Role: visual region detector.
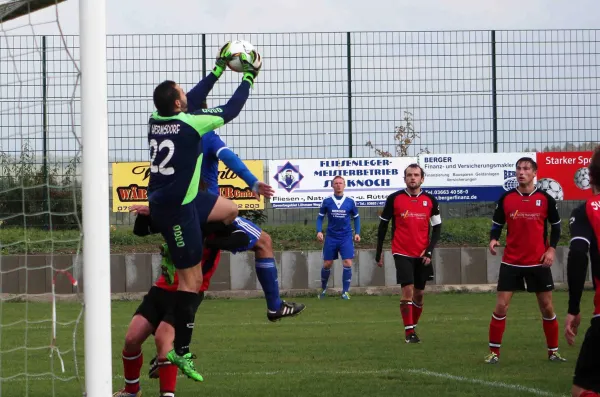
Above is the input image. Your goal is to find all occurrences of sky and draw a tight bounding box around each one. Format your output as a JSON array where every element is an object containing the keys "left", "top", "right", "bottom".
[
  {"left": 4, "top": 0, "right": 599, "bottom": 36},
  {"left": 1, "top": 0, "right": 599, "bottom": 165}
]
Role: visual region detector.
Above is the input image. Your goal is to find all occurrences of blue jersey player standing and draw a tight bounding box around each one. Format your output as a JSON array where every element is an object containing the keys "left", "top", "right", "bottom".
[
  {"left": 147, "top": 46, "right": 262, "bottom": 381},
  {"left": 316, "top": 176, "right": 361, "bottom": 299}
]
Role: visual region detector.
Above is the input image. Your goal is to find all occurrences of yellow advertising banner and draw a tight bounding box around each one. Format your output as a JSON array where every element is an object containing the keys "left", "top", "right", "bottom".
[{"left": 112, "top": 161, "right": 265, "bottom": 212}]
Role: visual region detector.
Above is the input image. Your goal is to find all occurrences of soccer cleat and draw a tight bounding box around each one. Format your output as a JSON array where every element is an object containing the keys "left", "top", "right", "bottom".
[
  {"left": 341, "top": 291, "right": 351, "bottom": 300},
  {"left": 484, "top": 352, "right": 499, "bottom": 364},
  {"left": 160, "top": 243, "right": 176, "bottom": 285},
  {"left": 148, "top": 355, "right": 159, "bottom": 379},
  {"left": 112, "top": 390, "right": 142, "bottom": 397},
  {"left": 165, "top": 350, "right": 203, "bottom": 382},
  {"left": 405, "top": 333, "right": 421, "bottom": 344},
  {"left": 548, "top": 351, "right": 567, "bottom": 362},
  {"left": 318, "top": 289, "right": 327, "bottom": 299},
  {"left": 267, "top": 301, "right": 306, "bottom": 322}
]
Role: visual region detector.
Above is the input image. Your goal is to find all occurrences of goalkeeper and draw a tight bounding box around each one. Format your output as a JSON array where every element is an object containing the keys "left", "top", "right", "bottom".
[{"left": 146, "top": 43, "right": 264, "bottom": 381}]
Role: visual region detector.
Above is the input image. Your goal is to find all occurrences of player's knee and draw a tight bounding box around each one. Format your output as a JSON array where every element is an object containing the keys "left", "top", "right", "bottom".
[
  {"left": 540, "top": 304, "right": 555, "bottom": 319},
  {"left": 124, "top": 333, "right": 143, "bottom": 352},
  {"left": 254, "top": 232, "right": 273, "bottom": 257},
  {"left": 342, "top": 260, "right": 352, "bottom": 267},
  {"left": 494, "top": 299, "right": 510, "bottom": 315},
  {"left": 155, "top": 334, "right": 172, "bottom": 358},
  {"left": 257, "top": 232, "right": 272, "bottom": 249},
  {"left": 323, "top": 260, "right": 333, "bottom": 269},
  {"left": 413, "top": 289, "right": 425, "bottom": 304}
]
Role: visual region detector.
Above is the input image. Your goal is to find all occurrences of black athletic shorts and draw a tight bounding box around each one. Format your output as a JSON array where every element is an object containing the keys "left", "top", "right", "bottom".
[
  {"left": 573, "top": 317, "right": 600, "bottom": 393},
  {"left": 496, "top": 263, "right": 554, "bottom": 293},
  {"left": 134, "top": 286, "right": 205, "bottom": 330},
  {"left": 394, "top": 254, "right": 434, "bottom": 290},
  {"left": 150, "top": 191, "right": 219, "bottom": 270}
]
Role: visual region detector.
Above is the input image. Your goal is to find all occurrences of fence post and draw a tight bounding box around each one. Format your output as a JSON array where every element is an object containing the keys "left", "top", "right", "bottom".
[
  {"left": 202, "top": 33, "right": 207, "bottom": 77},
  {"left": 346, "top": 32, "right": 353, "bottom": 158},
  {"left": 42, "top": 35, "right": 49, "bottom": 227},
  {"left": 491, "top": 30, "right": 498, "bottom": 153}
]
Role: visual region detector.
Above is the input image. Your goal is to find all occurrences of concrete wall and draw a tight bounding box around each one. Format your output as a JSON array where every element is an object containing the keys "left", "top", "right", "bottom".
[{"left": 0, "top": 247, "right": 588, "bottom": 295}]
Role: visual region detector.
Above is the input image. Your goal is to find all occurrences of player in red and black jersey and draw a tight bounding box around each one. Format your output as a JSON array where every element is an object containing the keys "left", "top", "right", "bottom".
[
  {"left": 564, "top": 146, "right": 600, "bottom": 397},
  {"left": 375, "top": 164, "right": 442, "bottom": 344},
  {"left": 485, "top": 157, "right": 565, "bottom": 364}
]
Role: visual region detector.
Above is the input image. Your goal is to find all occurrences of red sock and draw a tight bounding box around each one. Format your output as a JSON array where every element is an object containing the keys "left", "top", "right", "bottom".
[
  {"left": 543, "top": 315, "right": 559, "bottom": 356},
  {"left": 412, "top": 301, "right": 423, "bottom": 326},
  {"left": 580, "top": 391, "right": 600, "bottom": 397},
  {"left": 488, "top": 312, "right": 506, "bottom": 356},
  {"left": 159, "top": 359, "right": 178, "bottom": 396},
  {"left": 122, "top": 349, "right": 143, "bottom": 394},
  {"left": 400, "top": 300, "right": 414, "bottom": 336}
]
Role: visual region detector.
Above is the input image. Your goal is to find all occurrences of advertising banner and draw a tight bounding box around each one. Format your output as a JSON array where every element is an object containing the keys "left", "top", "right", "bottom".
[
  {"left": 535, "top": 151, "right": 593, "bottom": 201},
  {"left": 269, "top": 157, "right": 418, "bottom": 208},
  {"left": 111, "top": 160, "right": 265, "bottom": 212},
  {"left": 417, "top": 152, "right": 537, "bottom": 202}
]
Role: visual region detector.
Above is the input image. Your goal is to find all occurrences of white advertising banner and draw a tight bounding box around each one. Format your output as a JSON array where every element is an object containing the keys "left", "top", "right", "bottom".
[
  {"left": 418, "top": 152, "right": 537, "bottom": 202},
  {"left": 269, "top": 157, "right": 418, "bottom": 208}
]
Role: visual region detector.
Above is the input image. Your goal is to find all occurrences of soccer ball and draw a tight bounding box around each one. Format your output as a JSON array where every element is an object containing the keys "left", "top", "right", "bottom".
[
  {"left": 536, "top": 178, "right": 564, "bottom": 201},
  {"left": 224, "top": 40, "right": 262, "bottom": 73},
  {"left": 574, "top": 167, "right": 591, "bottom": 190}
]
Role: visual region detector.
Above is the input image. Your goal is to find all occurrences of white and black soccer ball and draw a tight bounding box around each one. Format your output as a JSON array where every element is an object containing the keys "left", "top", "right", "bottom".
[
  {"left": 536, "top": 178, "right": 564, "bottom": 201},
  {"left": 225, "top": 40, "right": 262, "bottom": 73},
  {"left": 574, "top": 167, "right": 591, "bottom": 190}
]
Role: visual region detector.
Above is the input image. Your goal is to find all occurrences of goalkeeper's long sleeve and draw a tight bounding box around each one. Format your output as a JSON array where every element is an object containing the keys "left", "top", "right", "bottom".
[
  {"left": 186, "top": 72, "right": 219, "bottom": 113},
  {"left": 193, "top": 80, "right": 251, "bottom": 126}
]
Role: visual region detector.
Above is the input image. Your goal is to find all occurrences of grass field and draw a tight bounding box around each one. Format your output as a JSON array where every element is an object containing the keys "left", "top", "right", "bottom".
[
  {"left": 0, "top": 291, "right": 593, "bottom": 397},
  {"left": 0, "top": 217, "right": 573, "bottom": 254}
]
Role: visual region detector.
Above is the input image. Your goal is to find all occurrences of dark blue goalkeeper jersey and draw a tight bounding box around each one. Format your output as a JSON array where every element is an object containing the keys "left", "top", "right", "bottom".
[{"left": 147, "top": 78, "right": 252, "bottom": 206}]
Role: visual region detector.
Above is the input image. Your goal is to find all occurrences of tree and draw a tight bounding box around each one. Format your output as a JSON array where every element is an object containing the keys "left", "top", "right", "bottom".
[{"left": 365, "top": 111, "right": 430, "bottom": 157}]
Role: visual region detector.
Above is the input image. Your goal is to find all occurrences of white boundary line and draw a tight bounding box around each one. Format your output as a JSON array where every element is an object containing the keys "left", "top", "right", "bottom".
[{"left": 1, "top": 367, "right": 568, "bottom": 396}]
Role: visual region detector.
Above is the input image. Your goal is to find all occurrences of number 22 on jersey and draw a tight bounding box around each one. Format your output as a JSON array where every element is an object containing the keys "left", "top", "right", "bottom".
[{"left": 149, "top": 138, "right": 175, "bottom": 175}]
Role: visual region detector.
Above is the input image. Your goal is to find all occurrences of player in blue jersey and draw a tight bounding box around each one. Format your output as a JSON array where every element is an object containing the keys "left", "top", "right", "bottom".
[
  {"left": 316, "top": 176, "right": 361, "bottom": 299},
  {"left": 147, "top": 45, "right": 265, "bottom": 381}
]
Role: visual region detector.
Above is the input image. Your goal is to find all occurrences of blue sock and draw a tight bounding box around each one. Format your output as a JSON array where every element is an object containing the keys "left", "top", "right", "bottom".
[
  {"left": 255, "top": 258, "right": 283, "bottom": 311},
  {"left": 342, "top": 266, "right": 352, "bottom": 293},
  {"left": 321, "top": 267, "right": 331, "bottom": 290}
]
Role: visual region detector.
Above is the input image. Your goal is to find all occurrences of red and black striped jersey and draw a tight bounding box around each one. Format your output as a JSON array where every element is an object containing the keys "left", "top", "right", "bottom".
[
  {"left": 380, "top": 189, "right": 441, "bottom": 258},
  {"left": 492, "top": 188, "right": 560, "bottom": 266}
]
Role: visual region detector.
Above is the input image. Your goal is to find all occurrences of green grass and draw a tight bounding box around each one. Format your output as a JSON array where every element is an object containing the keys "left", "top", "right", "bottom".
[
  {"left": 0, "top": 291, "right": 591, "bottom": 396},
  {"left": 0, "top": 217, "right": 573, "bottom": 254}
]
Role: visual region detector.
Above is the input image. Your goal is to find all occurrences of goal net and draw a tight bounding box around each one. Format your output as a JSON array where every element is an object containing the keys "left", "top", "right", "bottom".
[{"left": 0, "top": 1, "right": 112, "bottom": 396}]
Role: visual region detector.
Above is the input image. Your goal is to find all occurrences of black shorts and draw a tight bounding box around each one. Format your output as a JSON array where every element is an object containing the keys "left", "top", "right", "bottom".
[
  {"left": 573, "top": 317, "right": 600, "bottom": 392},
  {"left": 150, "top": 191, "right": 219, "bottom": 270},
  {"left": 496, "top": 263, "right": 554, "bottom": 293},
  {"left": 394, "top": 255, "right": 434, "bottom": 290},
  {"left": 134, "top": 286, "right": 204, "bottom": 330}
]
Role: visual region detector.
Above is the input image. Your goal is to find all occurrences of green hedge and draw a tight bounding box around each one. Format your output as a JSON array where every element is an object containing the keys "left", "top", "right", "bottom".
[{"left": 0, "top": 217, "right": 572, "bottom": 254}]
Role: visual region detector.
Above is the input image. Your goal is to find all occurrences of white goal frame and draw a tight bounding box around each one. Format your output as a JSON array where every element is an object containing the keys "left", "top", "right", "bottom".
[{"left": 79, "top": 0, "right": 112, "bottom": 396}]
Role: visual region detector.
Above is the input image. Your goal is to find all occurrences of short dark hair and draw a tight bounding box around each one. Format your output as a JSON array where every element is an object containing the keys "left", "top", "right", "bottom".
[
  {"left": 332, "top": 175, "right": 345, "bottom": 183},
  {"left": 404, "top": 163, "right": 425, "bottom": 178},
  {"left": 516, "top": 157, "right": 538, "bottom": 171},
  {"left": 153, "top": 80, "right": 180, "bottom": 116},
  {"left": 589, "top": 145, "right": 600, "bottom": 189}
]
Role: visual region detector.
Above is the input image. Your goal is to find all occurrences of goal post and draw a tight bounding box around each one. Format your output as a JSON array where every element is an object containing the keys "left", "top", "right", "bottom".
[
  {"left": 1, "top": 0, "right": 113, "bottom": 395},
  {"left": 79, "top": 0, "right": 113, "bottom": 396}
]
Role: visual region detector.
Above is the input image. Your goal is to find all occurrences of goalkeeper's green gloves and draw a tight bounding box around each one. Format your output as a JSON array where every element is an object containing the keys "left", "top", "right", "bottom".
[
  {"left": 240, "top": 51, "right": 262, "bottom": 88},
  {"left": 212, "top": 42, "right": 232, "bottom": 78}
]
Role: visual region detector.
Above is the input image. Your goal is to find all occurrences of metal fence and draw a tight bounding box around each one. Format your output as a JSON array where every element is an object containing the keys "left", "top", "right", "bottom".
[{"left": 1, "top": 30, "right": 599, "bottom": 226}]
